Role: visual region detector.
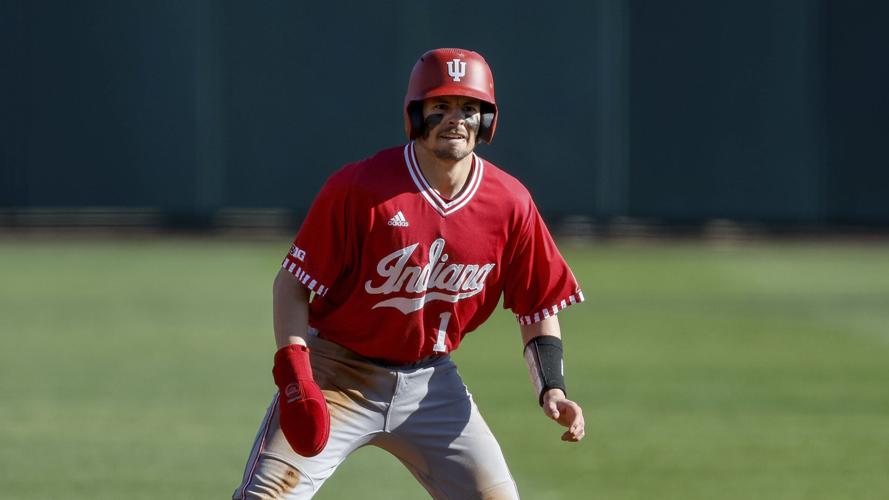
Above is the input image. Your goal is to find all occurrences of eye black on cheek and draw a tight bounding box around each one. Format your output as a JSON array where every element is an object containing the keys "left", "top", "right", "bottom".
[
  {"left": 424, "top": 113, "right": 444, "bottom": 128},
  {"left": 463, "top": 113, "right": 480, "bottom": 132}
]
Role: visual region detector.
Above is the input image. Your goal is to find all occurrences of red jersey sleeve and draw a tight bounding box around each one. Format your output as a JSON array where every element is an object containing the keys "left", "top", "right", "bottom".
[
  {"left": 503, "top": 199, "right": 584, "bottom": 324},
  {"left": 281, "top": 167, "right": 357, "bottom": 298}
]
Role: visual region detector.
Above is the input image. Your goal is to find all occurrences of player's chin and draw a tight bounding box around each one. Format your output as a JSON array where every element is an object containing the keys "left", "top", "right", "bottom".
[{"left": 432, "top": 142, "right": 473, "bottom": 161}]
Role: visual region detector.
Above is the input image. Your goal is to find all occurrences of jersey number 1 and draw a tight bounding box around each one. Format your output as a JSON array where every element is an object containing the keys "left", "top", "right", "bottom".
[{"left": 433, "top": 312, "right": 451, "bottom": 353}]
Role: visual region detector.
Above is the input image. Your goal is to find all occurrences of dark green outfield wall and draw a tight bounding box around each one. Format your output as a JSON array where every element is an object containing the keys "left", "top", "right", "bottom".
[{"left": 2, "top": 1, "right": 887, "bottom": 226}]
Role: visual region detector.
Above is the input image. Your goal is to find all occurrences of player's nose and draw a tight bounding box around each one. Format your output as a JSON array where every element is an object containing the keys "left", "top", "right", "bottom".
[{"left": 445, "top": 109, "right": 466, "bottom": 125}]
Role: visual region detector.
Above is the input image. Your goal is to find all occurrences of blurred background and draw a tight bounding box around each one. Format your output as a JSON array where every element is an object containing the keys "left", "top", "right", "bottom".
[
  {"left": 2, "top": 0, "right": 887, "bottom": 231},
  {"left": 1, "top": 1, "right": 888, "bottom": 499}
]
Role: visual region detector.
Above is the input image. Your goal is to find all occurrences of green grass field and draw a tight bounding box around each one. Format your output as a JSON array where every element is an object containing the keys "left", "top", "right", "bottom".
[{"left": 2, "top": 237, "right": 888, "bottom": 499}]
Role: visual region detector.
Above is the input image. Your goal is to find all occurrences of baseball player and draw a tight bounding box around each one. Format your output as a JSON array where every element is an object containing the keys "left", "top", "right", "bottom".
[{"left": 233, "top": 47, "right": 585, "bottom": 499}]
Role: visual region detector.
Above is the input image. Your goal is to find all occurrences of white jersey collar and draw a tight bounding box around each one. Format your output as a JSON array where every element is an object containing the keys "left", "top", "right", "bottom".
[{"left": 403, "top": 141, "right": 484, "bottom": 217}]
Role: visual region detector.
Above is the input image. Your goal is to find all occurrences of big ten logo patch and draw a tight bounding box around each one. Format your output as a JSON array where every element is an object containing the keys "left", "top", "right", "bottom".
[{"left": 290, "top": 245, "right": 307, "bottom": 261}]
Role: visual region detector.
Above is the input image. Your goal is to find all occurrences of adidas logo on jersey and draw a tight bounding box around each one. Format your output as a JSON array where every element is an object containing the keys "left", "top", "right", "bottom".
[{"left": 387, "top": 211, "right": 409, "bottom": 227}]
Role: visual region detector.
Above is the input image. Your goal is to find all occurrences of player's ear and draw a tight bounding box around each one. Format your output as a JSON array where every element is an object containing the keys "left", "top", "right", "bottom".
[{"left": 408, "top": 101, "right": 425, "bottom": 139}]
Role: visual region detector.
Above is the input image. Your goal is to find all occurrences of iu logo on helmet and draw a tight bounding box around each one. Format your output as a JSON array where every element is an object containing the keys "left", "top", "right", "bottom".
[{"left": 447, "top": 59, "right": 467, "bottom": 82}]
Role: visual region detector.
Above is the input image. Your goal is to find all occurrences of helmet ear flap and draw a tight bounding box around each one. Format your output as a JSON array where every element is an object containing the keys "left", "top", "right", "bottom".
[
  {"left": 478, "top": 103, "right": 496, "bottom": 143},
  {"left": 407, "top": 102, "right": 425, "bottom": 139}
]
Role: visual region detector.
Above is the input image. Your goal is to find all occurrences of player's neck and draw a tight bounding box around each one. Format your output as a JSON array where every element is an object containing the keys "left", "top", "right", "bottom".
[{"left": 413, "top": 144, "right": 474, "bottom": 200}]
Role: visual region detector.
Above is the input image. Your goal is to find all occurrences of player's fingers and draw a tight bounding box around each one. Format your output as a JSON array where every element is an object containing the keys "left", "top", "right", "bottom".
[
  {"left": 561, "top": 429, "right": 583, "bottom": 442},
  {"left": 561, "top": 425, "right": 585, "bottom": 442},
  {"left": 573, "top": 428, "right": 585, "bottom": 441},
  {"left": 562, "top": 408, "right": 585, "bottom": 441},
  {"left": 569, "top": 410, "right": 585, "bottom": 431},
  {"left": 568, "top": 420, "right": 581, "bottom": 434},
  {"left": 572, "top": 422, "right": 585, "bottom": 438}
]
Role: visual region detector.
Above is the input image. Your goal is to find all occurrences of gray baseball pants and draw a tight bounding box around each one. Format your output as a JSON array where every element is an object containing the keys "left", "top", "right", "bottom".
[{"left": 232, "top": 335, "right": 519, "bottom": 499}]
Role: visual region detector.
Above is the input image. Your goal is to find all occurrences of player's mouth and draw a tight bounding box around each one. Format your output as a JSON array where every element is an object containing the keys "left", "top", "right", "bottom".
[{"left": 439, "top": 131, "right": 467, "bottom": 141}]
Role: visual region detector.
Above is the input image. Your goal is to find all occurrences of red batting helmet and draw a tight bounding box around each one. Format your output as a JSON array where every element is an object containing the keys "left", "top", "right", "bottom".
[{"left": 404, "top": 48, "right": 498, "bottom": 143}]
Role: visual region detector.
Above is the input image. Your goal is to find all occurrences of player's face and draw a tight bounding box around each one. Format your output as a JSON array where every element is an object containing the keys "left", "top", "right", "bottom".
[{"left": 417, "top": 96, "right": 482, "bottom": 162}]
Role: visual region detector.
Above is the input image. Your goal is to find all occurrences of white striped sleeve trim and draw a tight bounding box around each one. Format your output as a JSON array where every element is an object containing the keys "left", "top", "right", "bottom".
[
  {"left": 516, "top": 291, "right": 586, "bottom": 325},
  {"left": 281, "top": 258, "right": 330, "bottom": 297}
]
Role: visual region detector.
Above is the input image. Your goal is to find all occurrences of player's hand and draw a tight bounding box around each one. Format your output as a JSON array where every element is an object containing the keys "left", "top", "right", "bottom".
[
  {"left": 542, "top": 388, "right": 585, "bottom": 442},
  {"left": 272, "top": 343, "right": 330, "bottom": 457}
]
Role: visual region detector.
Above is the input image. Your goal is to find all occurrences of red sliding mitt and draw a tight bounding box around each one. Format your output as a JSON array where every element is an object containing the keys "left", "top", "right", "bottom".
[{"left": 272, "top": 344, "right": 330, "bottom": 457}]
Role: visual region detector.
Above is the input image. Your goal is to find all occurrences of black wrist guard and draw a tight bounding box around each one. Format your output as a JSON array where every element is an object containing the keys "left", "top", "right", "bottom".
[{"left": 523, "top": 336, "right": 566, "bottom": 406}]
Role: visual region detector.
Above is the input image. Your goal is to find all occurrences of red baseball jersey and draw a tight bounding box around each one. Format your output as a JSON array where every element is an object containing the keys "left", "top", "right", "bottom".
[{"left": 282, "top": 143, "right": 584, "bottom": 364}]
